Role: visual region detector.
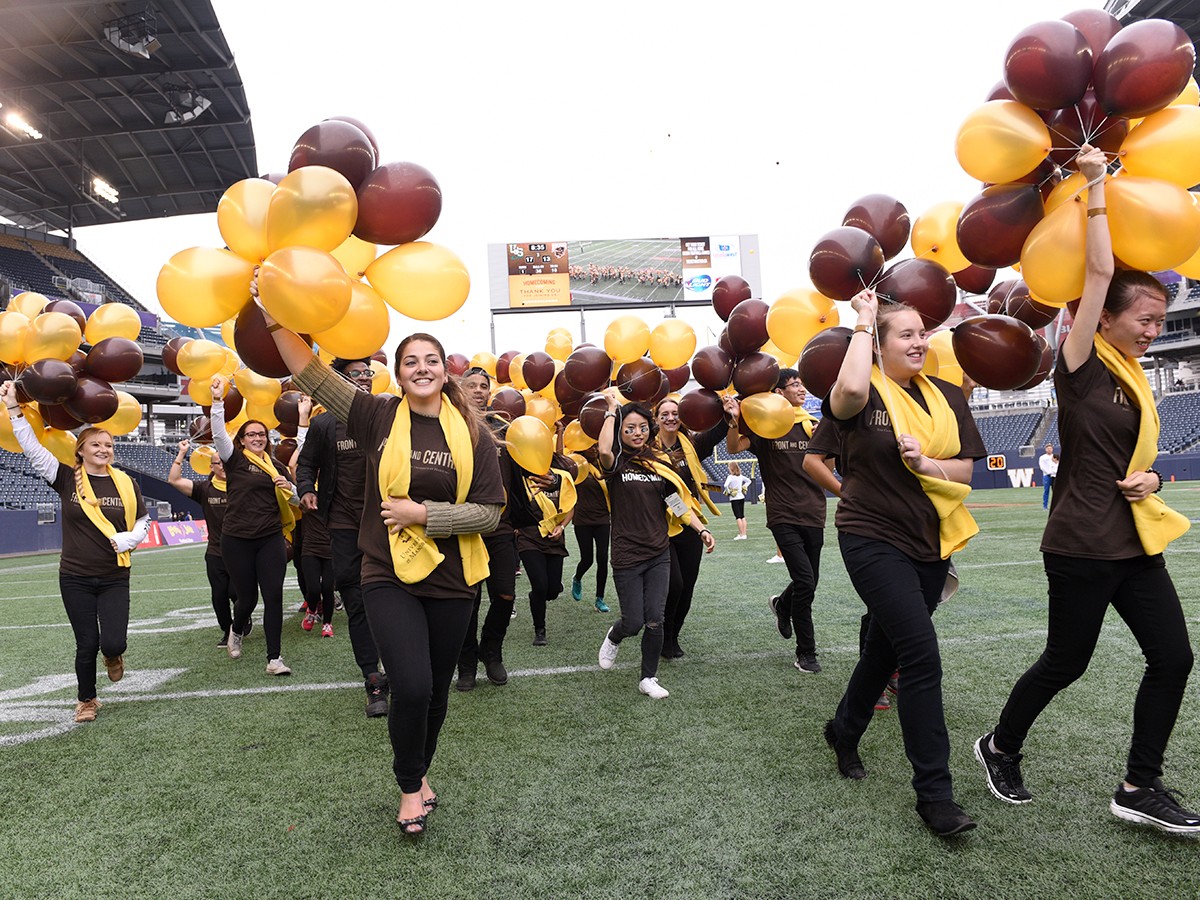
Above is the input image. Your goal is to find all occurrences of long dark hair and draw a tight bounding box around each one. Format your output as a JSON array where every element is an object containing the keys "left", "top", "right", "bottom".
[
  {"left": 394, "top": 332, "right": 483, "bottom": 442},
  {"left": 608, "top": 401, "right": 665, "bottom": 473},
  {"left": 1104, "top": 270, "right": 1168, "bottom": 319}
]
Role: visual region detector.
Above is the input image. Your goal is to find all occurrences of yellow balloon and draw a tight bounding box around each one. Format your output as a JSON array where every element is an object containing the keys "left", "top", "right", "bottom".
[
  {"left": 524, "top": 393, "right": 560, "bottom": 430},
  {"left": 0, "top": 404, "right": 24, "bottom": 452},
  {"left": 38, "top": 427, "right": 77, "bottom": 466},
  {"left": 234, "top": 367, "right": 282, "bottom": 405},
  {"left": 766, "top": 288, "right": 839, "bottom": 356},
  {"left": 225, "top": 407, "right": 249, "bottom": 435},
  {"left": 330, "top": 234, "right": 378, "bottom": 279},
  {"left": 190, "top": 444, "right": 218, "bottom": 475},
  {"left": 1108, "top": 177, "right": 1200, "bottom": 271},
  {"left": 604, "top": 315, "right": 650, "bottom": 364},
  {"left": 85, "top": 303, "right": 141, "bottom": 343},
  {"left": 649, "top": 319, "right": 697, "bottom": 370},
  {"left": 508, "top": 353, "right": 529, "bottom": 390},
  {"left": 312, "top": 281, "right": 390, "bottom": 359},
  {"left": 157, "top": 247, "right": 254, "bottom": 329},
  {"left": 259, "top": 246, "right": 353, "bottom": 334},
  {"left": 1019, "top": 201, "right": 1086, "bottom": 305},
  {"left": 545, "top": 331, "right": 574, "bottom": 362},
  {"left": 365, "top": 242, "right": 471, "bottom": 322},
  {"left": 371, "top": 367, "right": 393, "bottom": 395},
  {"left": 266, "top": 165, "right": 357, "bottom": 254},
  {"left": 912, "top": 202, "right": 971, "bottom": 273},
  {"left": 1044, "top": 171, "right": 1090, "bottom": 215},
  {"left": 506, "top": 415, "right": 553, "bottom": 475},
  {"left": 922, "top": 345, "right": 940, "bottom": 379},
  {"left": 563, "top": 419, "right": 596, "bottom": 452},
  {"left": 219, "top": 348, "right": 240, "bottom": 378},
  {"left": 469, "top": 352, "right": 498, "bottom": 379},
  {"left": 760, "top": 338, "right": 799, "bottom": 369},
  {"left": 9, "top": 291, "right": 48, "bottom": 319},
  {"left": 0, "top": 310, "right": 31, "bottom": 364},
  {"left": 927, "top": 331, "right": 963, "bottom": 386},
  {"left": 188, "top": 377, "right": 214, "bottom": 407},
  {"left": 1119, "top": 107, "right": 1200, "bottom": 188},
  {"left": 96, "top": 391, "right": 141, "bottom": 436},
  {"left": 955, "top": 100, "right": 1052, "bottom": 184},
  {"left": 245, "top": 401, "right": 281, "bottom": 431},
  {"left": 739, "top": 392, "right": 793, "bottom": 439},
  {"left": 220, "top": 318, "right": 237, "bottom": 349},
  {"left": 1170, "top": 76, "right": 1199, "bottom": 108},
  {"left": 176, "top": 339, "right": 227, "bottom": 380},
  {"left": 217, "top": 178, "right": 275, "bottom": 263},
  {"left": 24, "top": 311, "right": 82, "bottom": 362}
]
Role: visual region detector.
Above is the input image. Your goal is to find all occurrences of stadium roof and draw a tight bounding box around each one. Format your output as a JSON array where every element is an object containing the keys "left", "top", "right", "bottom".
[
  {"left": 0, "top": 0, "right": 257, "bottom": 232},
  {"left": 1112, "top": 0, "right": 1200, "bottom": 51}
]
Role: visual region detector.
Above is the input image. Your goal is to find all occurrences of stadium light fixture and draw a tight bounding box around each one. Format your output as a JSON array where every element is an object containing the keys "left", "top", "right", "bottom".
[
  {"left": 102, "top": 12, "right": 162, "bottom": 59},
  {"left": 90, "top": 176, "right": 119, "bottom": 205},
  {"left": 4, "top": 111, "right": 42, "bottom": 140},
  {"left": 163, "top": 88, "right": 212, "bottom": 125}
]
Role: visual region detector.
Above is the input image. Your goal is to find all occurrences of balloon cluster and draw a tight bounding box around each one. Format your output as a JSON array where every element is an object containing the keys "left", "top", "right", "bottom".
[{"left": 0, "top": 292, "right": 146, "bottom": 461}]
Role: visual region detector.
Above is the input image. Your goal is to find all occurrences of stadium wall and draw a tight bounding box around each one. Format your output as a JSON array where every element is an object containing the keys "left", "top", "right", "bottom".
[
  {"left": 0, "top": 509, "right": 62, "bottom": 556},
  {"left": 971, "top": 452, "right": 1200, "bottom": 490}
]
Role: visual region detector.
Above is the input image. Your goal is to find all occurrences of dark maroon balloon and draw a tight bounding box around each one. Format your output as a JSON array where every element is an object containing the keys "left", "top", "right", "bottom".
[
  {"left": 732, "top": 352, "right": 781, "bottom": 396},
  {"left": 273, "top": 390, "right": 302, "bottom": 429},
  {"left": 954, "top": 265, "right": 997, "bottom": 295},
  {"left": 354, "top": 162, "right": 442, "bottom": 246},
  {"left": 522, "top": 351, "right": 556, "bottom": 393},
  {"left": 325, "top": 116, "right": 380, "bottom": 158},
  {"left": 18, "top": 359, "right": 78, "bottom": 405},
  {"left": 648, "top": 372, "right": 670, "bottom": 408},
  {"left": 987, "top": 279, "right": 1061, "bottom": 330},
  {"left": 874, "top": 259, "right": 957, "bottom": 330},
  {"left": 1003, "top": 20, "right": 1093, "bottom": 110},
  {"left": 727, "top": 299, "right": 770, "bottom": 357},
  {"left": 370, "top": 350, "right": 387, "bottom": 367},
  {"left": 718, "top": 328, "right": 735, "bottom": 358},
  {"left": 677, "top": 389, "right": 724, "bottom": 432},
  {"left": 952, "top": 315, "right": 1043, "bottom": 391},
  {"left": 65, "top": 349, "right": 88, "bottom": 377},
  {"left": 162, "top": 337, "right": 192, "bottom": 376},
  {"left": 578, "top": 393, "right": 609, "bottom": 439},
  {"left": 84, "top": 337, "right": 144, "bottom": 383},
  {"left": 236, "top": 303, "right": 297, "bottom": 379},
  {"left": 189, "top": 416, "right": 213, "bottom": 444},
  {"left": 956, "top": 184, "right": 1045, "bottom": 269},
  {"left": 1011, "top": 157, "right": 1063, "bottom": 201},
  {"left": 44, "top": 299, "right": 87, "bottom": 334},
  {"left": 493, "top": 350, "right": 517, "bottom": 384},
  {"left": 1094, "top": 20, "right": 1196, "bottom": 118},
  {"left": 39, "top": 402, "right": 82, "bottom": 430},
  {"left": 1047, "top": 91, "right": 1127, "bottom": 169},
  {"left": 553, "top": 370, "right": 585, "bottom": 407},
  {"left": 986, "top": 81, "right": 1055, "bottom": 123},
  {"left": 798, "top": 327, "right": 853, "bottom": 399},
  {"left": 691, "top": 345, "right": 734, "bottom": 391},
  {"left": 1016, "top": 333, "right": 1054, "bottom": 390},
  {"left": 664, "top": 364, "right": 690, "bottom": 392},
  {"left": 711, "top": 275, "right": 752, "bottom": 321},
  {"left": 274, "top": 437, "right": 298, "bottom": 468},
  {"left": 843, "top": 194, "right": 911, "bottom": 260},
  {"left": 809, "top": 227, "right": 885, "bottom": 301},
  {"left": 490, "top": 387, "right": 526, "bottom": 423},
  {"left": 1062, "top": 8, "right": 1122, "bottom": 62},
  {"left": 221, "top": 386, "right": 244, "bottom": 422},
  {"left": 616, "top": 357, "right": 663, "bottom": 403},
  {"left": 564, "top": 346, "right": 613, "bottom": 394},
  {"left": 445, "top": 353, "right": 470, "bottom": 377},
  {"left": 64, "top": 376, "right": 119, "bottom": 424},
  {"left": 288, "top": 121, "right": 377, "bottom": 190}
]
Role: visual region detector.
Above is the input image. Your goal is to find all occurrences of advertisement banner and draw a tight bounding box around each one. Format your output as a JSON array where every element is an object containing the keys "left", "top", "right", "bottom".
[{"left": 157, "top": 521, "right": 207, "bottom": 546}]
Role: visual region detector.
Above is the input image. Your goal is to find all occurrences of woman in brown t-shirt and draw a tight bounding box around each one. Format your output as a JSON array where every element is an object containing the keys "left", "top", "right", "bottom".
[{"left": 2, "top": 384, "right": 149, "bottom": 724}]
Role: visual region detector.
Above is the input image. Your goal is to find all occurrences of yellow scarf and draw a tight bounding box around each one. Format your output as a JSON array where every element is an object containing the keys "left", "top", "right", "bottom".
[
  {"left": 77, "top": 466, "right": 138, "bottom": 567},
  {"left": 870, "top": 368, "right": 978, "bottom": 558},
  {"left": 794, "top": 406, "right": 818, "bottom": 438},
  {"left": 242, "top": 450, "right": 297, "bottom": 542},
  {"left": 633, "top": 455, "right": 700, "bottom": 537},
  {"left": 378, "top": 397, "right": 489, "bottom": 585},
  {"left": 661, "top": 433, "right": 721, "bottom": 519},
  {"left": 526, "top": 467, "right": 578, "bottom": 537},
  {"left": 1093, "top": 334, "right": 1190, "bottom": 555},
  {"left": 210, "top": 476, "right": 227, "bottom": 492}
]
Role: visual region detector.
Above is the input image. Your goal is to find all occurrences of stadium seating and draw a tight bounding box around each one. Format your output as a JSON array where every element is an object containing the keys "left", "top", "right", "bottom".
[
  {"left": 972, "top": 411, "right": 1042, "bottom": 454},
  {"left": 115, "top": 440, "right": 201, "bottom": 481},
  {"left": 0, "top": 448, "right": 61, "bottom": 508},
  {"left": 1157, "top": 392, "right": 1200, "bottom": 452}
]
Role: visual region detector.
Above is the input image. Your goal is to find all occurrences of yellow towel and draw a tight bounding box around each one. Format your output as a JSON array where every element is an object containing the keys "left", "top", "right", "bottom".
[
  {"left": 77, "top": 466, "right": 138, "bottom": 567},
  {"left": 242, "top": 450, "right": 296, "bottom": 542},
  {"left": 527, "top": 467, "right": 578, "bottom": 537}
]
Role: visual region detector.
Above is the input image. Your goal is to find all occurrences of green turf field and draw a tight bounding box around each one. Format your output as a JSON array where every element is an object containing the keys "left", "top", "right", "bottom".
[{"left": 2, "top": 486, "right": 1198, "bottom": 899}]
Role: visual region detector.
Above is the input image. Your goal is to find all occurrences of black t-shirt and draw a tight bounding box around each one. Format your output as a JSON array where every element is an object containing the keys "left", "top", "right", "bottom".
[
  {"left": 604, "top": 455, "right": 671, "bottom": 568},
  {"left": 192, "top": 479, "right": 229, "bottom": 558},
  {"left": 747, "top": 418, "right": 827, "bottom": 529},
  {"left": 329, "top": 418, "right": 366, "bottom": 530},
  {"left": 221, "top": 449, "right": 287, "bottom": 540},
  {"left": 52, "top": 465, "right": 147, "bottom": 578}
]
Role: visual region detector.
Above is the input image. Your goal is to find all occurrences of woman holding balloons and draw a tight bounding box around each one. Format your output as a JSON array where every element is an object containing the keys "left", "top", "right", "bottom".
[
  {"left": 569, "top": 445, "right": 611, "bottom": 614},
  {"left": 806, "top": 289, "right": 985, "bottom": 837},
  {"left": 2, "top": 381, "right": 149, "bottom": 724},
  {"left": 976, "top": 146, "right": 1198, "bottom": 836}
]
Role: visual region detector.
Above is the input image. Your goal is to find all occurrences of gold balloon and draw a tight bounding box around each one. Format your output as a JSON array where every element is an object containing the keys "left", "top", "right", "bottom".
[
  {"left": 922, "top": 345, "right": 940, "bottom": 379},
  {"left": 739, "top": 392, "right": 794, "bottom": 439},
  {"left": 245, "top": 401, "right": 281, "bottom": 431},
  {"left": 927, "top": 331, "right": 963, "bottom": 386},
  {"left": 217, "top": 178, "right": 275, "bottom": 263},
  {"left": 955, "top": 100, "right": 1052, "bottom": 184},
  {"left": 649, "top": 319, "right": 696, "bottom": 370},
  {"left": 96, "top": 391, "right": 142, "bottom": 436},
  {"left": 1108, "top": 177, "right": 1200, "bottom": 271},
  {"left": 563, "top": 419, "right": 596, "bottom": 452},
  {"left": 1171, "top": 76, "right": 1199, "bottom": 108},
  {"left": 524, "top": 393, "right": 560, "bottom": 430},
  {"left": 604, "top": 315, "right": 650, "bottom": 364},
  {"left": 545, "top": 331, "right": 574, "bottom": 362},
  {"left": 760, "top": 338, "right": 799, "bottom": 369},
  {"left": 1044, "top": 171, "right": 1090, "bottom": 215},
  {"left": 0, "top": 405, "right": 23, "bottom": 452},
  {"left": 177, "top": 339, "right": 228, "bottom": 380},
  {"left": 266, "top": 165, "right": 357, "bottom": 254},
  {"left": 0, "top": 310, "right": 31, "bottom": 364},
  {"left": 312, "top": 281, "right": 390, "bottom": 359},
  {"left": 1019, "top": 201, "right": 1086, "bottom": 305},
  {"left": 188, "top": 377, "right": 214, "bottom": 407},
  {"left": 365, "top": 242, "right": 471, "bottom": 322},
  {"left": 766, "top": 288, "right": 839, "bottom": 356},
  {"left": 1119, "top": 107, "right": 1200, "bottom": 189},
  {"left": 9, "top": 291, "right": 48, "bottom": 319},
  {"left": 219, "top": 348, "right": 240, "bottom": 378},
  {"left": 506, "top": 415, "right": 553, "bottom": 475},
  {"left": 469, "top": 351, "right": 498, "bottom": 378},
  {"left": 190, "top": 444, "right": 218, "bottom": 475},
  {"left": 24, "top": 311, "right": 82, "bottom": 362},
  {"left": 508, "top": 353, "right": 529, "bottom": 390},
  {"left": 259, "top": 246, "right": 353, "bottom": 334},
  {"left": 330, "top": 234, "right": 378, "bottom": 279},
  {"left": 234, "top": 367, "right": 283, "bottom": 405},
  {"left": 157, "top": 248, "right": 254, "bottom": 329},
  {"left": 38, "top": 427, "right": 76, "bottom": 466},
  {"left": 912, "top": 202, "right": 970, "bottom": 273},
  {"left": 220, "top": 318, "right": 237, "bottom": 349},
  {"left": 84, "top": 303, "right": 141, "bottom": 343},
  {"left": 371, "top": 367, "right": 393, "bottom": 395}
]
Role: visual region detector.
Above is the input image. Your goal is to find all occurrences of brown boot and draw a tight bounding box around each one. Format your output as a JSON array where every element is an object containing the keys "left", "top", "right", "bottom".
[
  {"left": 104, "top": 655, "right": 124, "bottom": 682},
  {"left": 74, "top": 698, "right": 101, "bottom": 723}
]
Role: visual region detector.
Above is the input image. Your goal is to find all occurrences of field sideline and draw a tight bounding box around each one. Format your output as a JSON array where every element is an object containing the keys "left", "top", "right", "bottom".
[{"left": 2, "top": 486, "right": 1199, "bottom": 899}]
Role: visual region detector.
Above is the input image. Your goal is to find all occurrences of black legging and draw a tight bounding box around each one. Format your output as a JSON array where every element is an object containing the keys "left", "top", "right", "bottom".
[
  {"left": 573, "top": 523, "right": 610, "bottom": 599},
  {"left": 521, "top": 550, "right": 564, "bottom": 631},
  {"left": 664, "top": 527, "right": 704, "bottom": 651},
  {"left": 460, "top": 532, "right": 517, "bottom": 672},
  {"left": 300, "top": 555, "right": 335, "bottom": 625},
  {"left": 59, "top": 574, "right": 130, "bottom": 702},
  {"left": 362, "top": 581, "right": 474, "bottom": 793},
  {"left": 204, "top": 554, "right": 236, "bottom": 638},
  {"left": 222, "top": 532, "right": 287, "bottom": 661},
  {"left": 330, "top": 528, "right": 380, "bottom": 679}
]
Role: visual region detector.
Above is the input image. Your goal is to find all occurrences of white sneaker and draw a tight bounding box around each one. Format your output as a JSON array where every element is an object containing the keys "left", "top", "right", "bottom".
[
  {"left": 734, "top": 535, "right": 747, "bottom": 541},
  {"left": 639, "top": 677, "right": 669, "bottom": 699},
  {"left": 767, "top": 555, "right": 785, "bottom": 564},
  {"left": 227, "top": 629, "right": 243, "bottom": 659},
  {"left": 266, "top": 657, "right": 292, "bottom": 676},
  {"left": 598, "top": 629, "right": 619, "bottom": 670}
]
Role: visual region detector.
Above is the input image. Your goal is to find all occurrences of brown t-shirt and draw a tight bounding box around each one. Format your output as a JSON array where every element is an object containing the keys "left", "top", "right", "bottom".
[
  {"left": 191, "top": 479, "right": 229, "bottom": 558},
  {"left": 52, "top": 466, "right": 147, "bottom": 578},
  {"left": 747, "top": 418, "right": 827, "bottom": 529},
  {"left": 329, "top": 418, "right": 366, "bottom": 530},
  {"left": 573, "top": 470, "right": 610, "bottom": 526},
  {"left": 482, "top": 416, "right": 515, "bottom": 536},
  {"left": 221, "top": 449, "right": 288, "bottom": 540},
  {"left": 347, "top": 392, "right": 506, "bottom": 599},
  {"left": 1041, "top": 348, "right": 1143, "bottom": 559},
  {"left": 603, "top": 456, "right": 671, "bottom": 568},
  {"left": 659, "top": 423, "right": 724, "bottom": 498},
  {"left": 300, "top": 509, "right": 332, "bottom": 559},
  {"left": 811, "top": 378, "right": 985, "bottom": 562}
]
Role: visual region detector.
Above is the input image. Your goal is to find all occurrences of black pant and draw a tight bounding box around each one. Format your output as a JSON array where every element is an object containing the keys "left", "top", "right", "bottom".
[
  {"left": 330, "top": 528, "right": 380, "bottom": 680},
  {"left": 768, "top": 523, "right": 824, "bottom": 657},
  {"left": 204, "top": 554, "right": 236, "bottom": 638},
  {"left": 222, "top": 532, "right": 287, "bottom": 661},
  {"left": 610, "top": 550, "right": 671, "bottom": 679},
  {"left": 664, "top": 528, "right": 704, "bottom": 650},
  {"left": 301, "top": 555, "right": 335, "bottom": 624},
  {"left": 60, "top": 573, "right": 130, "bottom": 702},
  {"left": 995, "top": 552, "right": 1194, "bottom": 787},
  {"left": 292, "top": 518, "right": 307, "bottom": 597},
  {"left": 460, "top": 532, "right": 517, "bottom": 672},
  {"left": 833, "top": 533, "right": 953, "bottom": 801},
  {"left": 573, "top": 523, "right": 610, "bottom": 599},
  {"left": 521, "top": 550, "right": 564, "bottom": 631},
  {"left": 363, "top": 581, "right": 474, "bottom": 793},
  {"left": 730, "top": 499, "right": 746, "bottom": 519}
]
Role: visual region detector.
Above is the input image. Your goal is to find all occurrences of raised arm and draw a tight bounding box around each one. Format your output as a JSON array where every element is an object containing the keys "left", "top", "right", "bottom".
[
  {"left": 597, "top": 388, "right": 620, "bottom": 470},
  {"left": 168, "top": 439, "right": 195, "bottom": 497},
  {"left": 208, "top": 378, "right": 235, "bottom": 462},
  {"left": 2, "top": 382, "right": 61, "bottom": 481},
  {"left": 829, "top": 289, "right": 878, "bottom": 420},
  {"left": 1061, "top": 144, "right": 1113, "bottom": 374},
  {"left": 722, "top": 395, "right": 750, "bottom": 454}
]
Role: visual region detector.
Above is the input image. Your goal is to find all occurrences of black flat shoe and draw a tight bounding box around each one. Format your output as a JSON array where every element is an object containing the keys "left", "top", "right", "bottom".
[
  {"left": 824, "top": 719, "right": 867, "bottom": 780},
  {"left": 916, "top": 799, "right": 976, "bottom": 836}
]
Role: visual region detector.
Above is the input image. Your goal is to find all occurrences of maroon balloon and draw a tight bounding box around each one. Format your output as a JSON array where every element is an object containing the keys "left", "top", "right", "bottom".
[
  {"left": 677, "top": 389, "right": 724, "bottom": 432},
  {"left": 798, "top": 327, "right": 853, "bottom": 399},
  {"left": 727, "top": 299, "right": 770, "bottom": 357},
  {"left": 1047, "top": 91, "right": 1127, "bottom": 170},
  {"left": 1003, "top": 20, "right": 1093, "bottom": 111},
  {"left": 490, "top": 387, "right": 526, "bottom": 423},
  {"left": 44, "top": 299, "right": 87, "bottom": 333},
  {"left": 221, "top": 386, "right": 244, "bottom": 422},
  {"left": 616, "top": 358, "right": 663, "bottom": 403},
  {"left": 370, "top": 350, "right": 387, "bottom": 367},
  {"left": 954, "top": 264, "right": 997, "bottom": 295},
  {"left": 952, "top": 315, "right": 1043, "bottom": 391},
  {"left": 63, "top": 349, "right": 88, "bottom": 377},
  {"left": 1094, "top": 20, "right": 1196, "bottom": 118},
  {"left": 496, "top": 350, "right": 520, "bottom": 384},
  {"left": 691, "top": 345, "right": 734, "bottom": 391},
  {"left": 553, "top": 369, "right": 585, "bottom": 407},
  {"left": 259, "top": 172, "right": 287, "bottom": 186},
  {"left": 273, "top": 390, "right": 303, "bottom": 429},
  {"left": 354, "top": 161, "right": 442, "bottom": 245},
  {"left": 843, "top": 194, "right": 911, "bottom": 260},
  {"left": 987, "top": 279, "right": 1061, "bottom": 330},
  {"left": 1011, "top": 157, "right": 1062, "bottom": 201},
  {"left": 325, "top": 116, "right": 381, "bottom": 160},
  {"left": 564, "top": 346, "right": 613, "bottom": 394},
  {"left": 274, "top": 437, "right": 297, "bottom": 468},
  {"left": 732, "top": 351, "right": 781, "bottom": 396},
  {"left": 648, "top": 372, "right": 670, "bottom": 408},
  {"left": 711, "top": 275, "right": 752, "bottom": 321},
  {"left": 236, "top": 303, "right": 308, "bottom": 379},
  {"left": 446, "top": 353, "right": 470, "bottom": 377},
  {"left": 162, "top": 337, "right": 191, "bottom": 376},
  {"left": 956, "top": 184, "right": 1045, "bottom": 269},
  {"left": 664, "top": 364, "right": 690, "bottom": 392},
  {"left": 1062, "top": 9, "right": 1122, "bottom": 62},
  {"left": 718, "top": 328, "right": 735, "bottom": 358},
  {"left": 986, "top": 81, "right": 1054, "bottom": 123},
  {"left": 578, "top": 393, "right": 609, "bottom": 439},
  {"left": 189, "top": 416, "right": 214, "bottom": 444},
  {"left": 288, "top": 120, "right": 377, "bottom": 190},
  {"left": 874, "top": 259, "right": 957, "bottom": 330},
  {"left": 522, "top": 351, "right": 556, "bottom": 393},
  {"left": 809, "top": 227, "right": 885, "bottom": 301},
  {"left": 1016, "top": 333, "right": 1054, "bottom": 390},
  {"left": 84, "top": 337, "right": 144, "bottom": 383},
  {"left": 64, "top": 376, "right": 119, "bottom": 424},
  {"left": 18, "top": 359, "right": 78, "bottom": 405},
  {"left": 39, "top": 402, "right": 82, "bottom": 431}
]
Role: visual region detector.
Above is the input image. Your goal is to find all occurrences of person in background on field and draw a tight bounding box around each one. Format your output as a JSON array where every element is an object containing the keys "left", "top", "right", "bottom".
[
  {"left": 517, "top": 438, "right": 577, "bottom": 648},
  {"left": 3, "top": 382, "right": 149, "bottom": 724},
  {"left": 723, "top": 460, "right": 752, "bottom": 541},
  {"left": 291, "top": 397, "right": 337, "bottom": 638},
  {"left": 570, "top": 445, "right": 611, "bottom": 613},
  {"left": 1038, "top": 443, "right": 1058, "bottom": 510}
]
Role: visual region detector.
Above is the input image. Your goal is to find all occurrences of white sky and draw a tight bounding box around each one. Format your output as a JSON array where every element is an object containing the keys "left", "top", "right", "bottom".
[{"left": 72, "top": 0, "right": 1107, "bottom": 360}]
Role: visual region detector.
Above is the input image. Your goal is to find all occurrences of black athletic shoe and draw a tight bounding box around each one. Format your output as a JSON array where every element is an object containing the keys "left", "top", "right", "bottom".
[
  {"left": 1110, "top": 779, "right": 1200, "bottom": 835},
  {"left": 365, "top": 672, "right": 389, "bottom": 718},
  {"left": 974, "top": 732, "right": 1032, "bottom": 804},
  {"left": 483, "top": 657, "right": 508, "bottom": 686},
  {"left": 456, "top": 670, "right": 476, "bottom": 692},
  {"left": 532, "top": 629, "right": 547, "bottom": 647},
  {"left": 794, "top": 653, "right": 821, "bottom": 674},
  {"left": 769, "top": 595, "right": 792, "bottom": 640},
  {"left": 824, "top": 719, "right": 866, "bottom": 780},
  {"left": 916, "top": 799, "right": 977, "bottom": 836}
]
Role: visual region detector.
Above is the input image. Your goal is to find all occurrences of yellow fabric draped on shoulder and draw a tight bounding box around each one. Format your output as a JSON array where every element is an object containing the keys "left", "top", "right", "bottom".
[
  {"left": 526, "top": 467, "right": 578, "bottom": 537},
  {"left": 1093, "top": 334, "right": 1190, "bottom": 555},
  {"left": 210, "top": 476, "right": 227, "bottom": 492},
  {"left": 636, "top": 455, "right": 699, "bottom": 537},
  {"left": 869, "top": 368, "right": 978, "bottom": 559},
  {"left": 77, "top": 466, "right": 138, "bottom": 567},
  {"left": 242, "top": 450, "right": 296, "bottom": 542},
  {"left": 674, "top": 433, "right": 720, "bottom": 520},
  {"left": 794, "top": 406, "right": 818, "bottom": 438},
  {"left": 378, "top": 397, "right": 489, "bottom": 585}
]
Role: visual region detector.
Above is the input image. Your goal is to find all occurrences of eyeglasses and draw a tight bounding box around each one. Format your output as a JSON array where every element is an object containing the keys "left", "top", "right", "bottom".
[
  {"left": 243, "top": 431, "right": 268, "bottom": 439},
  {"left": 344, "top": 368, "right": 375, "bottom": 379}
]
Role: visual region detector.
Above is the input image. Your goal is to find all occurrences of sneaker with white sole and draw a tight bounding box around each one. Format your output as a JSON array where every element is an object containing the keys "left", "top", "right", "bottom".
[
  {"left": 766, "top": 554, "right": 785, "bottom": 564},
  {"left": 227, "top": 628, "right": 243, "bottom": 659},
  {"left": 266, "top": 657, "right": 292, "bottom": 676},
  {"left": 598, "top": 629, "right": 619, "bottom": 670},
  {"left": 794, "top": 653, "right": 822, "bottom": 674},
  {"left": 974, "top": 732, "right": 1032, "bottom": 804},
  {"left": 1110, "top": 779, "right": 1200, "bottom": 835},
  {"left": 321, "top": 623, "right": 333, "bottom": 638},
  {"left": 638, "top": 677, "right": 669, "bottom": 699}
]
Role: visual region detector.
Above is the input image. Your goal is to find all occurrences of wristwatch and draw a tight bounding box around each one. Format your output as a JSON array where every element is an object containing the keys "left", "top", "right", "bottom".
[{"left": 854, "top": 324, "right": 875, "bottom": 337}]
